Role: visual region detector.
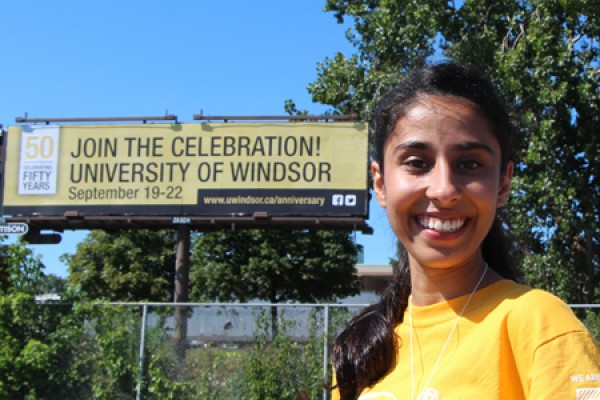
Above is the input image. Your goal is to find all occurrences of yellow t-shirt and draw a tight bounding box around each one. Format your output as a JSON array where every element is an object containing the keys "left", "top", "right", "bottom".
[{"left": 333, "top": 280, "right": 600, "bottom": 400}]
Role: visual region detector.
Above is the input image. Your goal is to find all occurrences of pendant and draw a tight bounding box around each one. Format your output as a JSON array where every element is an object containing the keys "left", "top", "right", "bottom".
[{"left": 417, "top": 388, "right": 440, "bottom": 400}]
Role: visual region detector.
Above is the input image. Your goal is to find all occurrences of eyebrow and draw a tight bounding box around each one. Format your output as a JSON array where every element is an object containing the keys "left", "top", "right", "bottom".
[
  {"left": 391, "top": 140, "right": 495, "bottom": 155},
  {"left": 391, "top": 140, "right": 430, "bottom": 154},
  {"left": 454, "top": 141, "right": 495, "bottom": 155}
]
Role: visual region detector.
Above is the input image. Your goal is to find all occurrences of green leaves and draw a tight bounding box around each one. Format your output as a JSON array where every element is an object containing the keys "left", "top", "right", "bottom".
[
  {"left": 0, "top": 240, "right": 44, "bottom": 296},
  {"left": 312, "top": 0, "right": 455, "bottom": 118},
  {"left": 0, "top": 293, "right": 86, "bottom": 398},
  {"left": 190, "top": 229, "right": 361, "bottom": 304},
  {"left": 65, "top": 229, "right": 176, "bottom": 301},
  {"left": 316, "top": 0, "right": 599, "bottom": 305}
]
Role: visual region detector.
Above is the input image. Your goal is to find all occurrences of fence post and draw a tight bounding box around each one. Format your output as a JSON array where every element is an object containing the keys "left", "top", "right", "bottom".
[
  {"left": 136, "top": 303, "right": 149, "bottom": 400},
  {"left": 322, "top": 304, "right": 330, "bottom": 400}
]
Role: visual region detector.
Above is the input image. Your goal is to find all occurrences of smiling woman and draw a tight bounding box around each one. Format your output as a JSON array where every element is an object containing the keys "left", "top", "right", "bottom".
[
  {"left": 331, "top": 63, "right": 600, "bottom": 400},
  {"left": 373, "top": 94, "right": 512, "bottom": 276}
]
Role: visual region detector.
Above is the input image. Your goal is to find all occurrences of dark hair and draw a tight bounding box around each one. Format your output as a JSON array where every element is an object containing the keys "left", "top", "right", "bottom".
[{"left": 332, "top": 62, "right": 519, "bottom": 400}]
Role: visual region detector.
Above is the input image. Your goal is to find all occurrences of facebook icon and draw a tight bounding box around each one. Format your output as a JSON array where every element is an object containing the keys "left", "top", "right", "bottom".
[
  {"left": 332, "top": 194, "right": 357, "bottom": 206},
  {"left": 332, "top": 194, "right": 345, "bottom": 206}
]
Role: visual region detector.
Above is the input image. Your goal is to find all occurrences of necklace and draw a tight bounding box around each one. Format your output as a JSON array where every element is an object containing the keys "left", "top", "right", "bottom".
[{"left": 409, "top": 263, "right": 488, "bottom": 400}]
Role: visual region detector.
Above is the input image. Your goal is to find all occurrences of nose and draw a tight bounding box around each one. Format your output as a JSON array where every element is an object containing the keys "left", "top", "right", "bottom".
[{"left": 425, "top": 162, "right": 462, "bottom": 206}]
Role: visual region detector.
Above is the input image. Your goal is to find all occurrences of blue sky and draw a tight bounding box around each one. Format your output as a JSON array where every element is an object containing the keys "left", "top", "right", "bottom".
[{"left": 1, "top": 0, "right": 397, "bottom": 276}]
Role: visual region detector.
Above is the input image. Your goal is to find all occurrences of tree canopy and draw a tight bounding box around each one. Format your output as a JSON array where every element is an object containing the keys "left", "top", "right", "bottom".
[
  {"left": 63, "top": 227, "right": 362, "bottom": 304},
  {"left": 0, "top": 237, "right": 86, "bottom": 398},
  {"left": 311, "top": 0, "right": 599, "bottom": 304},
  {"left": 190, "top": 229, "right": 361, "bottom": 303},
  {"left": 64, "top": 229, "right": 176, "bottom": 301},
  {"left": 0, "top": 237, "right": 44, "bottom": 296}
]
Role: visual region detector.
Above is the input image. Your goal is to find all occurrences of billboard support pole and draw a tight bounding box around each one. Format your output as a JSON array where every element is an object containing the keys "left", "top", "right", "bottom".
[{"left": 174, "top": 224, "right": 190, "bottom": 366}]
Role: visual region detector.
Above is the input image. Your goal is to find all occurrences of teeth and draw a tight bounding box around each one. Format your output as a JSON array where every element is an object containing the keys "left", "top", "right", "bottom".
[{"left": 419, "top": 216, "right": 465, "bottom": 232}]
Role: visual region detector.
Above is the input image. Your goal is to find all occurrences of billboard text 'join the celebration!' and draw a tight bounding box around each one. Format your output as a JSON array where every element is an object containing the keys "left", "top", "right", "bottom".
[{"left": 2, "top": 122, "right": 369, "bottom": 222}]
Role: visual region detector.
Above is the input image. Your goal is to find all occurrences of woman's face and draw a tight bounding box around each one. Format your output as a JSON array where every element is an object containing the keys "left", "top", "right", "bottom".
[{"left": 372, "top": 95, "right": 513, "bottom": 271}]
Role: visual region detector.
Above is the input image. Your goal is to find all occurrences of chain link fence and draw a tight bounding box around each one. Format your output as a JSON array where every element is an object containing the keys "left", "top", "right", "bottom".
[
  {"left": 72, "top": 302, "right": 366, "bottom": 400},
  {"left": 26, "top": 302, "right": 600, "bottom": 399}
]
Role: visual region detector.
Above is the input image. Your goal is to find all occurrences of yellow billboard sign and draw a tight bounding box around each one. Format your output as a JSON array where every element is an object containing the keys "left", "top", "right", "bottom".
[{"left": 2, "top": 123, "right": 369, "bottom": 218}]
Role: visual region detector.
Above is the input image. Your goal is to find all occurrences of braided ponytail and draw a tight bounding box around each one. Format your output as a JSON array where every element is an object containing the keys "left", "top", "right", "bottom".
[{"left": 332, "top": 259, "right": 410, "bottom": 399}]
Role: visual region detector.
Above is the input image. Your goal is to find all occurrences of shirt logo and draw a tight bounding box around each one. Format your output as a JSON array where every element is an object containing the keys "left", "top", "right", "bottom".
[{"left": 577, "top": 388, "right": 600, "bottom": 400}]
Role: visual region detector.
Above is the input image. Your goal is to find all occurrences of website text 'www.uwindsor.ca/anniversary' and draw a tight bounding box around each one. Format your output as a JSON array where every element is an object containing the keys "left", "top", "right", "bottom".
[{"left": 202, "top": 195, "right": 326, "bottom": 207}]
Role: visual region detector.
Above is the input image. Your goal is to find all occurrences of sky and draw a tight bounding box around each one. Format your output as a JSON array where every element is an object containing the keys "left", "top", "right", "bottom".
[{"left": 1, "top": 0, "right": 398, "bottom": 277}]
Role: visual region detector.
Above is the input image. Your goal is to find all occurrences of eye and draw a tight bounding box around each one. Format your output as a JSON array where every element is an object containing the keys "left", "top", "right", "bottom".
[
  {"left": 403, "top": 157, "right": 429, "bottom": 171},
  {"left": 458, "top": 159, "right": 482, "bottom": 171}
]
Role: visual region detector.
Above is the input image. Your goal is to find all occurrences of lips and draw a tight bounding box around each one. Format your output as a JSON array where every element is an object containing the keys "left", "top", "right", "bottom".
[{"left": 417, "top": 216, "right": 466, "bottom": 233}]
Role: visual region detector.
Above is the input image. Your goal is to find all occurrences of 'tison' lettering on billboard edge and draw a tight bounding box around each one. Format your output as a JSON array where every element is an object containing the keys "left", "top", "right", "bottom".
[
  {"left": 0, "top": 223, "right": 29, "bottom": 235},
  {"left": 2, "top": 123, "right": 369, "bottom": 218}
]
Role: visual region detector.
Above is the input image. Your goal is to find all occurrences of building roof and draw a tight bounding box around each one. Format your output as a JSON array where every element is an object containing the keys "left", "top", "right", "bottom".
[{"left": 355, "top": 264, "right": 393, "bottom": 277}]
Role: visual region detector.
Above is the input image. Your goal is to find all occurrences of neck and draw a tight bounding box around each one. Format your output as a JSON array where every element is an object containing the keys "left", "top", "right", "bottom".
[
  {"left": 409, "top": 257, "right": 501, "bottom": 306},
  {"left": 409, "top": 262, "right": 491, "bottom": 400}
]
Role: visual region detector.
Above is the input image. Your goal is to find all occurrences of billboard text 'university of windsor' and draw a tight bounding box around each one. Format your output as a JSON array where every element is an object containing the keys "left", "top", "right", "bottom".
[{"left": 2, "top": 122, "right": 369, "bottom": 218}]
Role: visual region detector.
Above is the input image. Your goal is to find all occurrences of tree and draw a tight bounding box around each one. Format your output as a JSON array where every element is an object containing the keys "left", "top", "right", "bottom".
[
  {"left": 189, "top": 229, "right": 361, "bottom": 304},
  {"left": 39, "top": 273, "right": 67, "bottom": 295},
  {"left": 65, "top": 229, "right": 177, "bottom": 301},
  {"left": 309, "top": 0, "right": 599, "bottom": 305},
  {"left": 0, "top": 238, "right": 44, "bottom": 296},
  {"left": 0, "top": 239, "right": 87, "bottom": 398},
  {"left": 479, "top": 1, "right": 600, "bottom": 305},
  {"left": 0, "top": 236, "right": 11, "bottom": 293}
]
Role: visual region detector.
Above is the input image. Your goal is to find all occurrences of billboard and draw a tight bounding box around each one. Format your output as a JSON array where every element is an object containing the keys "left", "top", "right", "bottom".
[{"left": 2, "top": 123, "right": 369, "bottom": 222}]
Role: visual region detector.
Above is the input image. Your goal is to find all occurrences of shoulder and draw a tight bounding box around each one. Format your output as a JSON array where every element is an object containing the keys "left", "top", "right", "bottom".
[
  {"left": 497, "top": 284, "right": 600, "bottom": 392},
  {"left": 480, "top": 281, "right": 600, "bottom": 391},
  {"left": 486, "top": 280, "right": 572, "bottom": 311},
  {"left": 487, "top": 280, "right": 591, "bottom": 342},
  {"left": 502, "top": 281, "right": 570, "bottom": 309},
  {"left": 505, "top": 282, "right": 579, "bottom": 322}
]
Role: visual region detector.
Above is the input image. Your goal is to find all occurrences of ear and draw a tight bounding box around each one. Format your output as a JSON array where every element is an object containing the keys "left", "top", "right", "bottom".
[
  {"left": 497, "top": 161, "right": 513, "bottom": 208},
  {"left": 371, "top": 161, "right": 387, "bottom": 208}
]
